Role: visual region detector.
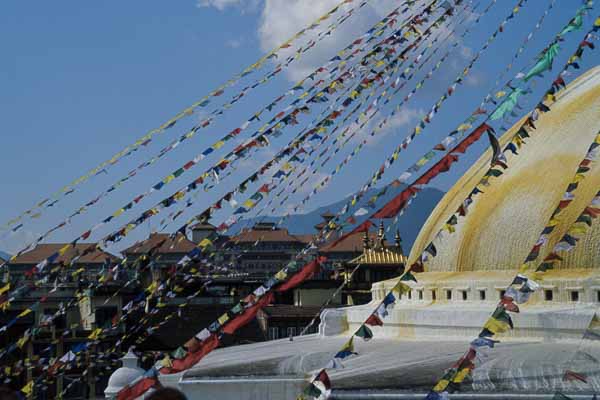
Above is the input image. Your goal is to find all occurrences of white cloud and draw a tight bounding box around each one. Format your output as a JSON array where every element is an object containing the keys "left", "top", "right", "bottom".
[
  {"left": 226, "top": 38, "right": 244, "bottom": 49},
  {"left": 344, "top": 106, "right": 423, "bottom": 148},
  {"left": 258, "top": 0, "right": 400, "bottom": 81},
  {"left": 197, "top": 0, "right": 260, "bottom": 12}
]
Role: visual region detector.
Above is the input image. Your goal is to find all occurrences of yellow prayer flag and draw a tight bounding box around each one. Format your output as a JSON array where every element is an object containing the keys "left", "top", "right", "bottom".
[
  {"left": 0, "top": 284, "right": 9, "bottom": 296},
  {"left": 573, "top": 173, "right": 586, "bottom": 183},
  {"left": 213, "top": 141, "right": 225, "bottom": 150},
  {"left": 457, "top": 123, "right": 472, "bottom": 132},
  {"left": 161, "top": 355, "right": 173, "bottom": 368},
  {"left": 547, "top": 218, "right": 560, "bottom": 227},
  {"left": 452, "top": 368, "right": 471, "bottom": 383},
  {"left": 173, "top": 191, "right": 186, "bottom": 201},
  {"left": 16, "top": 335, "right": 29, "bottom": 349},
  {"left": 164, "top": 174, "right": 175, "bottom": 184},
  {"left": 275, "top": 270, "right": 287, "bottom": 281},
  {"left": 58, "top": 244, "right": 71, "bottom": 256},
  {"left": 88, "top": 328, "right": 103, "bottom": 340},
  {"left": 218, "top": 314, "right": 229, "bottom": 325},
  {"left": 17, "top": 308, "right": 32, "bottom": 318},
  {"left": 21, "top": 381, "right": 34, "bottom": 395},
  {"left": 483, "top": 318, "right": 509, "bottom": 334},
  {"left": 392, "top": 282, "right": 411, "bottom": 297},
  {"left": 199, "top": 238, "right": 213, "bottom": 249},
  {"left": 568, "top": 224, "right": 588, "bottom": 236},
  {"left": 433, "top": 379, "right": 450, "bottom": 393}
]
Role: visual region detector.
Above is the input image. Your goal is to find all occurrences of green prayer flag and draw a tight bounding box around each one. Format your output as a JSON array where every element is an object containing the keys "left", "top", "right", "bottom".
[
  {"left": 490, "top": 89, "right": 524, "bottom": 120},
  {"left": 524, "top": 43, "right": 561, "bottom": 81},
  {"left": 303, "top": 382, "right": 322, "bottom": 397},
  {"left": 355, "top": 324, "right": 373, "bottom": 341}
]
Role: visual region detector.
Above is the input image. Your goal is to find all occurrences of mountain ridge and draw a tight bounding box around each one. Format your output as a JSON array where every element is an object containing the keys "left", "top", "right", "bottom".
[{"left": 231, "top": 185, "right": 445, "bottom": 250}]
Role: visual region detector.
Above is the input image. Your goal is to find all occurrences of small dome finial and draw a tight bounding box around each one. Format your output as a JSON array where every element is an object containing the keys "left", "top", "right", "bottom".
[
  {"left": 362, "top": 231, "right": 370, "bottom": 250},
  {"left": 395, "top": 229, "right": 404, "bottom": 255},
  {"left": 376, "top": 221, "right": 386, "bottom": 249}
]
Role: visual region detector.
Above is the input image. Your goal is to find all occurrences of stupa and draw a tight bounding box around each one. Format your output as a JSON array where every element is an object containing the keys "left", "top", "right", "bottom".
[{"left": 121, "top": 66, "right": 600, "bottom": 399}]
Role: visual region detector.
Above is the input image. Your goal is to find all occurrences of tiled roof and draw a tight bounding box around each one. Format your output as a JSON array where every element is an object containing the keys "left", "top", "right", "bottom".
[
  {"left": 294, "top": 234, "right": 315, "bottom": 244},
  {"left": 230, "top": 228, "right": 309, "bottom": 243},
  {"left": 314, "top": 222, "right": 327, "bottom": 230},
  {"left": 320, "top": 211, "right": 335, "bottom": 219},
  {"left": 9, "top": 243, "right": 119, "bottom": 265},
  {"left": 190, "top": 222, "right": 217, "bottom": 231},
  {"left": 318, "top": 231, "right": 376, "bottom": 253},
  {"left": 122, "top": 233, "right": 197, "bottom": 255}
]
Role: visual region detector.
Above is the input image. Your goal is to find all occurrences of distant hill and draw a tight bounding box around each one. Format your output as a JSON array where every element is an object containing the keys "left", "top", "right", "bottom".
[{"left": 231, "top": 185, "right": 445, "bottom": 251}]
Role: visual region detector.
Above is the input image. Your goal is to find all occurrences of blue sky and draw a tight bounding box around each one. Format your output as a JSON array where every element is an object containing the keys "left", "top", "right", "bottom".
[{"left": 1, "top": 0, "right": 599, "bottom": 255}]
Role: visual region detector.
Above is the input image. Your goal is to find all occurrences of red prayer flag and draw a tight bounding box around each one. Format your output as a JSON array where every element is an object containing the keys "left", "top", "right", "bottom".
[
  {"left": 162, "top": 334, "right": 220, "bottom": 374},
  {"left": 563, "top": 370, "right": 588, "bottom": 383},
  {"left": 276, "top": 257, "right": 326, "bottom": 292},
  {"left": 117, "top": 376, "right": 160, "bottom": 400},
  {"left": 365, "top": 313, "right": 384, "bottom": 327},
  {"left": 373, "top": 124, "right": 490, "bottom": 219},
  {"left": 316, "top": 369, "right": 332, "bottom": 390},
  {"left": 222, "top": 292, "right": 274, "bottom": 335}
]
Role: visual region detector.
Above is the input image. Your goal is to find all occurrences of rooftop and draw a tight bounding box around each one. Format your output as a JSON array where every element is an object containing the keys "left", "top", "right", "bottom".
[
  {"left": 9, "top": 243, "right": 119, "bottom": 265},
  {"left": 122, "top": 233, "right": 197, "bottom": 255},
  {"left": 319, "top": 231, "right": 376, "bottom": 253},
  {"left": 190, "top": 222, "right": 217, "bottom": 231},
  {"left": 230, "top": 228, "right": 312, "bottom": 244}
]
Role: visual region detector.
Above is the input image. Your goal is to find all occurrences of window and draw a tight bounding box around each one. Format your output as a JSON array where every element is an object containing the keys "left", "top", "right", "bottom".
[
  {"left": 418, "top": 290, "right": 423, "bottom": 300},
  {"left": 446, "top": 290, "right": 452, "bottom": 300},
  {"left": 287, "top": 327, "right": 297, "bottom": 337},
  {"left": 597, "top": 291, "right": 600, "bottom": 302},
  {"left": 461, "top": 291, "right": 468, "bottom": 301},
  {"left": 545, "top": 289, "right": 553, "bottom": 301},
  {"left": 268, "top": 327, "right": 279, "bottom": 340},
  {"left": 408, "top": 290, "right": 412, "bottom": 300},
  {"left": 479, "top": 290, "right": 486, "bottom": 301},
  {"left": 431, "top": 290, "right": 436, "bottom": 301},
  {"left": 571, "top": 291, "right": 580, "bottom": 302}
]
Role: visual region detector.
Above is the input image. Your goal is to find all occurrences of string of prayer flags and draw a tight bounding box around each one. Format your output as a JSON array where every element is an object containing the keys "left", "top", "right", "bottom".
[
  {"left": 2, "top": 0, "right": 413, "bottom": 268},
  {"left": 9, "top": 0, "right": 592, "bottom": 388},
  {"left": 290, "top": 1, "right": 483, "bottom": 215},
  {"left": 299, "top": 256, "right": 424, "bottom": 398},
  {"left": 1, "top": 0, "right": 371, "bottom": 234},
  {"left": 425, "top": 128, "right": 600, "bottom": 400},
  {"left": 537, "top": 190, "right": 600, "bottom": 273},
  {"left": 282, "top": 0, "right": 478, "bottom": 238},
  {"left": 372, "top": 123, "right": 493, "bottom": 219},
  {"left": 233, "top": 2, "right": 472, "bottom": 228},
  {"left": 301, "top": 11, "right": 598, "bottom": 399},
  {"left": 522, "top": 130, "right": 600, "bottom": 271},
  {"left": 78, "top": 2, "right": 443, "bottom": 252},
  {"left": 106, "top": 1, "right": 450, "bottom": 250},
  {"left": 117, "top": 258, "right": 326, "bottom": 399},
  {"left": 334, "top": 338, "right": 357, "bottom": 360},
  {"left": 305, "top": 0, "right": 532, "bottom": 246},
  {"left": 409, "top": 11, "right": 600, "bottom": 273}
]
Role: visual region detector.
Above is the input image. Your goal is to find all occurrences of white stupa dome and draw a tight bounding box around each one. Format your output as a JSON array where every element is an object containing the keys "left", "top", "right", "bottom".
[{"left": 105, "top": 349, "right": 144, "bottom": 399}]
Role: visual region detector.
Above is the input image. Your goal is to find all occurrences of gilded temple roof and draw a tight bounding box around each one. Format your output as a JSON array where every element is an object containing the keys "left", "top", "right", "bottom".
[{"left": 349, "top": 222, "right": 406, "bottom": 266}]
